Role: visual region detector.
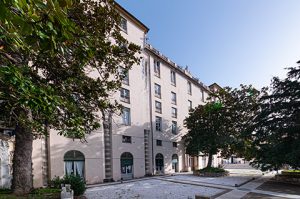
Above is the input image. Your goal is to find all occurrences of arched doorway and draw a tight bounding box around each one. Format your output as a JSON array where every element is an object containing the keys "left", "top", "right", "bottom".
[
  {"left": 172, "top": 154, "right": 179, "bottom": 172},
  {"left": 64, "top": 150, "right": 85, "bottom": 178},
  {"left": 120, "top": 152, "right": 133, "bottom": 180},
  {"left": 155, "top": 153, "right": 164, "bottom": 174}
]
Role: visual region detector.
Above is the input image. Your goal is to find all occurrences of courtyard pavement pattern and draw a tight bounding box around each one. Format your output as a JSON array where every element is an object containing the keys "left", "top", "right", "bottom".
[{"left": 84, "top": 165, "right": 300, "bottom": 199}]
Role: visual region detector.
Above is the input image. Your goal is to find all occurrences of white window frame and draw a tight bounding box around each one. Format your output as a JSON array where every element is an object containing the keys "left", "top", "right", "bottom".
[
  {"left": 122, "top": 135, "right": 132, "bottom": 143},
  {"left": 120, "top": 88, "right": 130, "bottom": 103},
  {"left": 154, "top": 60, "right": 160, "bottom": 77},
  {"left": 171, "top": 70, "right": 176, "bottom": 85},
  {"left": 120, "top": 17, "right": 127, "bottom": 33},
  {"left": 188, "top": 100, "right": 192, "bottom": 110},
  {"left": 155, "top": 116, "right": 162, "bottom": 131},
  {"left": 171, "top": 121, "right": 177, "bottom": 134},
  {"left": 119, "top": 67, "right": 129, "bottom": 85},
  {"left": 122, "top": 107, "right": 131, "bottom": 126},
  {"left": 155, "top": 101, "right": 162, "bottom": 113},
  {"left": 171, "top": 107, "right": 177, "bottom": 118},
  {"left": 156, "top": 139, "right": 162, "bottom": 146},
  {"left": 171, "top": 92, "right": 177, "bottom": 105},
  {"left": 187, "top": 81, "right": 192, "bottom": 95},
  {"left": 154, "top": 83, "right": 161, "bottom": 98}
]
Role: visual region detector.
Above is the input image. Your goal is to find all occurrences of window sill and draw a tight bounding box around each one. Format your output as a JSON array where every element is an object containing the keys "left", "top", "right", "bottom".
[
  {"left": 120, "top": 99, "right": 130, "bottom": 104},
  {"left": 154, "top": 73, "right": 160, "bottom": 78},
  {"left": 120, "top": 28, "right": 128, "bottom": 34}
]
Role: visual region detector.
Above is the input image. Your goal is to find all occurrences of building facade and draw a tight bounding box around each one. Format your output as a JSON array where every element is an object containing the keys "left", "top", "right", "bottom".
[{"left": 1, "top": 2, "right": 223, "bottom": 187}]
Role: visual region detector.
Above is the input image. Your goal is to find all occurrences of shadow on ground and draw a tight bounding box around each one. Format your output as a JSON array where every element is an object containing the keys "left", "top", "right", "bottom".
[
  {"left": 242, "top": 192, "right": 289, "bottom": 199},
  {"left": 256, "top": 181, "right": 300, "bottom": 195}
]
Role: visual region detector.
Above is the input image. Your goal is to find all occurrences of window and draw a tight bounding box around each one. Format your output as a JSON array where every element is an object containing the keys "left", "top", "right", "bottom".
[
  {"left": 201, "top": 89, "right": 205, "bottom": 102},
  {"left": 122, "top": 135, "right": 132, "bottom": 143},
  {"left": 155, "top": 116, "right": 162, "bottom": 131},
  {"left": 155, "top": 101, "right": 162, "bottom": 113},
  {"left": 119, "top": 67, "right": 129, "bottom": 85},
  {"left": 120, "top": 88, "right": 130, "bottom": 103},
  {"left": 120, "top": 17, "right": 127, "bottom": 33},
  {"left": 154, "top": 60, "right": 160, "bottom": 77},
  {"left": 156, "top": 140, "right": 162, "bottom": 146},
  {"left": 188, "top": 100, "right": 192, "bottom": 110},
  {"left": 173, "top": 142, "right": 177, "bottom": 148},
  {"left": 171, "top": 92, "right": 177, "bottom": 105},
  {"left": 122, "top": 107, "right": 131, "bottom": 125},
  {"left": 64, "top": 150, "right": 85, "bottom": 178},
  {"left": 170, "top": 70, "right": 176, "bottom": 85},
  {"left": 171, "top": 121, "right": 177, "bottom": 134},
  {"left": 187, "top": 81, "right": 192, "bottom": 95},
  {"left": 171, "top": 107, "right": 177, "bottom": 118},
  {"left": 154, "top": 83, "right": 161, "bottom": 98}
]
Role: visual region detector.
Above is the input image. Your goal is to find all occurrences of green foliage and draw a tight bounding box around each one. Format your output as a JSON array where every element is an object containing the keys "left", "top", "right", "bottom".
[
  {"left": 0, "top": 189, "right": 12, "bottom": 194},
  {"left": 0, "top": 0, "right": 140, "bottom": 194},
  {"left": 282, "top": 170, "right": 300, "bottom": 175},
  {"left": 184, "top": 85, "right": 260, "bottom": 167},
  {"left": 251, "top": 66, "right": 300, "bottom": 170},
  {"left": 49, "top": 176, "right": 64, "bottom": 189},
  {"left": 63, "top": 175, "right": 86, "bottom": 196},
  {"left": 0, "top": 0, "right": 140, "bottom": 138},
  {"left": 31, "top": 188, "right": 61, "bottom": 194},
  {"left": 50, "top": 175, "right": 86, "bottom": 196},
  {"left": 198, "top": 167, "right": 227, "bottom": 173},
  {"left": 0, "top": 188, "right": 60, "bottom": 199},
  {"left": 184, "top": 101, "right": 228, "bottom": 157}
]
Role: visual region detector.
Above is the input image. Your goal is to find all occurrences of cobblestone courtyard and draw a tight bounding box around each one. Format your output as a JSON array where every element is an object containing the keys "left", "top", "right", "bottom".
[{"left": 84, "top": 165, "right": 300, "bottom": 199}]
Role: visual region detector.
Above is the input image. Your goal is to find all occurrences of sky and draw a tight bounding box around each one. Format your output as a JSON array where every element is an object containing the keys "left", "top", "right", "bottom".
[{"left": 116, "top": 0, "right": 300, "bottom": 89}]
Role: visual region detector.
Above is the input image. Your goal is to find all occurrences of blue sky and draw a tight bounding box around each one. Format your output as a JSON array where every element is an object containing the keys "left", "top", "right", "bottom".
[{"left": 116, "top": 0, "right": 300, "bottom": 88}]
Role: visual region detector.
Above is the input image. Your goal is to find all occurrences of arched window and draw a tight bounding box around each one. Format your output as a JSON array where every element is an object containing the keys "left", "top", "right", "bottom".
[
  {"left": 155, "top": 153, "right": 164, "bottom": 173},
  {"left": 172, "top": 154, "right": 179, "bottom": 172},
  {"left": 64, "top": 150, "right": 85, "bottom": 178},
  {"left": 120, "top": 152, "right": 134, "bottom": 180}
]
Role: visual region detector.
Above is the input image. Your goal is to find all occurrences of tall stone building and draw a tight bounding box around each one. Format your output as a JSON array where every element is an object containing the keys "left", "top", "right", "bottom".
[{"left": 1, "top": 2, "right": 223, "bottom": 187}]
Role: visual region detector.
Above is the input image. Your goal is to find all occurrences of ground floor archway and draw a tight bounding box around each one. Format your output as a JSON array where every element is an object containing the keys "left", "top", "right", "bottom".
[
  {"left": 120, "top": 152, "right": 133, "bottom": 180},
  {"left": 172, "top": 154, "right": 179, "bottom": 172},
  {"left": 64, "top": 150, "right": 85, "bottom": 178},
  {"left": 155, "top": 153, "right": 164, "bottom": 174}
]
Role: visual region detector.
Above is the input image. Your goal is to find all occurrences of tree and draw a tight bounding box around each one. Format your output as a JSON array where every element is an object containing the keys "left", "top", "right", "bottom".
[
  {"left": 183, "top": 85, "right": 260, "bottom": 168},
  {"left": 0, "top": 0, "right": 140, "bottom": 195},
  {"left": 220, "top": 85, "right": 261, "bottom": 159},
  {"left": 184, "top": 100, "right": 230, "bottom": 168},
  {"left": 251, "top": 65, "right": 300, "bottom": 171}
]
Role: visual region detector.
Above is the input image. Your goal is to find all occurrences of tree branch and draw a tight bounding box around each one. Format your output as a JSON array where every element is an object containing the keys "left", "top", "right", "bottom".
[{"left": 0, "top": 51, "right": 18, "bottom": 64}]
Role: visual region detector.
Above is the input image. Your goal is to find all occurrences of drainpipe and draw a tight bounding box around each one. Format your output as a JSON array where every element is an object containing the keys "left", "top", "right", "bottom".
[{"left": 146, "top": 46, "right": 155, "bottom": 175}]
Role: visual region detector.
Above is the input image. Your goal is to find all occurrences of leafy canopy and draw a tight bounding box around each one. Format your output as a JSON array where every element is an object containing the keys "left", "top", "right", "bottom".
[
  {"left": 251, "top": 66, "right": 300, "bottom": 170},
  {"left": 184, "top": 85, "right": 260, "bottom": 161},
  {"left": 0, "top": 0, "right": 140, "bottom": 139}
]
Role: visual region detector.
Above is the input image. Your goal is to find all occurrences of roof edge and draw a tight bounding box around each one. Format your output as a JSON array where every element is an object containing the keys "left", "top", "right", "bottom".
[{"left": 114, "top": 1, "right": 149, "bottom": 33}]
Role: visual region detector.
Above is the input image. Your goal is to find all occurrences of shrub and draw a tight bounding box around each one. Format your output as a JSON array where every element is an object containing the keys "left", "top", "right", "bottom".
[
  {"left": 63, "top": 175, "right": 86, "bottom": 196},
  {"left": 199, "top": 167, "right": 227, "bottom": 173},
  {"left": 50, "top": 176, "right": 64, "bottom": 189},
  {"left": 282, "top": 170, "right": 300, "bottom": 175},
  {"left": 0, "top": 188, "right": 12, "bottom": 194},
  {"left": 32, "top": 188, "right": 61, "bottom": 194},
  {"left": 50, "top": 175, "right": 86, "bottom": 196}
]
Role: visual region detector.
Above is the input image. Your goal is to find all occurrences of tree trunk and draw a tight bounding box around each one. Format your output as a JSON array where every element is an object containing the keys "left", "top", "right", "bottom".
[
  {"left": 12, "top": 122, "right": 33, "bottom": 195},
  {"left": 207, "top": 152, "right": 213, "bottom": 168}
]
